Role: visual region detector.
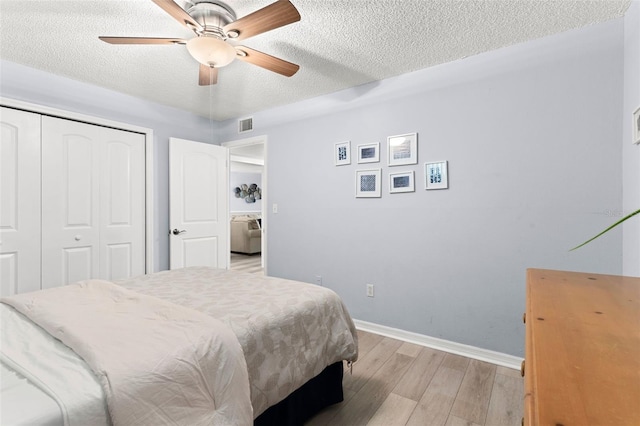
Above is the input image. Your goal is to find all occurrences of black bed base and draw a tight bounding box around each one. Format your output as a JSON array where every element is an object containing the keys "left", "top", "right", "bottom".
[{"left": 254, "top": 361, "right": 344, "bottom": 426}]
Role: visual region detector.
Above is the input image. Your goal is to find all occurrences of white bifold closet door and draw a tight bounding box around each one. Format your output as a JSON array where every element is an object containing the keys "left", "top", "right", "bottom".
[
  {"left": 41, "top": 116, "right": 145, "bottom": 289},
  {"left": 0, "top": 108, "right": 41, "bottom": 296}
]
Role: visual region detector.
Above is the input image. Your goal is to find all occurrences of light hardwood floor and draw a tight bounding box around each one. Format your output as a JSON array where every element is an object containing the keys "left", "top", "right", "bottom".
[
  {"left": 307, "top": 330, "right": 524, "bottom": 426},
  {"left": 230, "top": 252, "right": 263, "bottom": 275},
  {"left": 229, "top": 254, "right": 523, "bottom": 425}
]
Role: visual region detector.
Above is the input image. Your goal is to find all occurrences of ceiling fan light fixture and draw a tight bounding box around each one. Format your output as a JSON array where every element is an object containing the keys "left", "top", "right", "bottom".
[{"left": 186, "top": 36, "right": 236, "bottom": 67}]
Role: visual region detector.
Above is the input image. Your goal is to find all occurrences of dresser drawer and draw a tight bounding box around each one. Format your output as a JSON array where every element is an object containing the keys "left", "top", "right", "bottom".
[{"left": 524, "top": 269, "right": 640, "bottom": 425}]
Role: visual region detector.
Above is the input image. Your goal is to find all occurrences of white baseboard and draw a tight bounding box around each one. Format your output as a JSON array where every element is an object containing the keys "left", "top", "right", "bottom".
[{"left": 353, "top": 319, "right": 523, "bottom": 370}]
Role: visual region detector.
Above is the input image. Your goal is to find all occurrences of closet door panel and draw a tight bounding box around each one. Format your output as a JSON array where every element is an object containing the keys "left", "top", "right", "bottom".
[
  {"left": 42, "top": 117, "right": 100, "bottom": 288},
  {"left": 101, "top": 130, "right": 145, "bottom": 280},
  {"left": 0, "top": 107, "right": 41, "bottom": 295}
]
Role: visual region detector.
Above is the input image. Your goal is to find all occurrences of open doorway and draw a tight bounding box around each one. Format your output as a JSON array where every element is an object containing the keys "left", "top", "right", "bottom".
[{"left": 222, "top": 135, "right": 267, "bottom": 274}]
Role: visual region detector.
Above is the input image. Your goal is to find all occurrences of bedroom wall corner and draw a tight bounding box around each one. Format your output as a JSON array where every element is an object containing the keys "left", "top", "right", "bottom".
[{"left": 622, "top": 1, "right": 640, "bottom": 277}]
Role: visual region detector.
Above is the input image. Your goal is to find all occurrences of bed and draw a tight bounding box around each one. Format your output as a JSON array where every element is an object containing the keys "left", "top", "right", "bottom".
[{"left": 0, "top": 267, "right": 359, "bottom": 425}]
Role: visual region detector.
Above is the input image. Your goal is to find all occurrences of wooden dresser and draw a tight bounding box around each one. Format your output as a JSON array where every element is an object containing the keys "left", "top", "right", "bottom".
[{"left": 523, "top": 269, "right": 640, "bottom": 426}]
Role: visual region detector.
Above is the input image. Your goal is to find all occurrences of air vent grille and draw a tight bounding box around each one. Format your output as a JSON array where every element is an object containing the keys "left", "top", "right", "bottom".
[{"left": 238, "top": 117, "right": 253, "bottom": 133}]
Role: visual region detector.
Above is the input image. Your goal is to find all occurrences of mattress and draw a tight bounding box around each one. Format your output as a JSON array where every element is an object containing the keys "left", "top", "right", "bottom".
[{"left": 0, "top": 267, "right": 358, "bottom": 425}]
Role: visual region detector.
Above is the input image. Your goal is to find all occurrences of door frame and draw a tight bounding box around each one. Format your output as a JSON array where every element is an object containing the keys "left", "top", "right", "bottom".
[
  {"left": 222, "top": 135, "right": 267, "bottom": 273},
  {"left": 0, "top": 97, "right": 155, "bottom": 273}
]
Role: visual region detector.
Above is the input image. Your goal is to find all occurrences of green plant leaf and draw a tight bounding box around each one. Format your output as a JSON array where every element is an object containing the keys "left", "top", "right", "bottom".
[{"left": 570, "top": 208, "right": 640, "bottom": 251}]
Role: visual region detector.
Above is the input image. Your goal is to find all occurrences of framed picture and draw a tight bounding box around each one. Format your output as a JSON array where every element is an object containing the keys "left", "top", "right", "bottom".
[
  {"left": 634, "top": 106, "right": 640, "bottom": 145},
  {"left": 357, "top": 142, "right": 380, "bottom": 163},
  {"left": 387, "top": 133, "right": 417, "bottom": 166},
  {"left": 389, "top": 171, "right": 415, "bottom": 193},
  {"left": 355, "top": 169, "right": 382, "bottom": 198},
  {"left": 335, "top": 141, "right": 351, "bottom": 166},
  {"left": 425, "top": 161, "right": 449, "bottom": 190}
]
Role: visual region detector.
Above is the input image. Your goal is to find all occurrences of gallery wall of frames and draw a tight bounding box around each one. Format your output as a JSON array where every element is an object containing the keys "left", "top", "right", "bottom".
[{"left": 334, "top": 132, "right": 449, "bottom": 198}]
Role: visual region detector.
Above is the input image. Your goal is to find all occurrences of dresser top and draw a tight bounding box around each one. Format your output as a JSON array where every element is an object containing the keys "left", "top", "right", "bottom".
[{"left": 526, "top": 268, "right": 640, "bottom": 425}]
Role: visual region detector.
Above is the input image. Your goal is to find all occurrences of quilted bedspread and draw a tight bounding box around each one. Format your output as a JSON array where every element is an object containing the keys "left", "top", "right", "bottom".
[
  {"left": 1, "top": 280, "right": 253, "bottom": 426},
  {"left": 117, "top": 266, "right": 359, "bottom": 417}
]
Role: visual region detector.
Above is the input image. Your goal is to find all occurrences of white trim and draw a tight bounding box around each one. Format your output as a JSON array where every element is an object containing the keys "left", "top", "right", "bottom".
[
  {"left": 1, "top": 97, "right": 155, "bottom": 274},
  {"left": 222, "top": 135, "right": 265, "bottom": 149},
  {"left": 231, "top": 211, "right": 262, "bottom": 216},
  {"left": 230, "top": 154, "right": 264, "bottom": 166},
  {"left": 353, "top": 319, "right": 523, "bottom": 370}
]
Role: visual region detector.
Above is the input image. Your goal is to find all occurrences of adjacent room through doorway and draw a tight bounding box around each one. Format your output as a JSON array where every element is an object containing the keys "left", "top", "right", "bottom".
[{"left": 223, "top": 136, "right": 266, "bottom": 274}]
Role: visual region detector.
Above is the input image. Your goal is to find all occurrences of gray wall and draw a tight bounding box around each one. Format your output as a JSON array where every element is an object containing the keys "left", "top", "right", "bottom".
[
  {"left": 1, "top": 13, "right": 633, "bottom": 357},
  {"left": 623, "top": 2, "right": 640, "bottom": 276},
  {"left": 0, "top": 61, "right": 215, "bottom": 271},
  {"left": 218, "top": 19, "right": 625, "bottom": 356}
]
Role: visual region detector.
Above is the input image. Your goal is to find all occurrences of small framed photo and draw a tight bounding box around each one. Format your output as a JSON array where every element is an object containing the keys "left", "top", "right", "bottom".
[
  {"left": 425, "top": 161, "right": 449, "bottom": 190},
  {"left": 356, "top": 169, "right": 382, "bottom": 198},
  {"left": 388, "top": 133, "right": 417, "bottom": 166},
  {"left": 633, "top": 106, "right": 640, "bottom": 145},
  {"left": 335, "top": 141, "right": 351, "bottom": 166},
  {"left": 389, "top": 171, "right": 415, "bottom": 193},
  {"left": 357, "top": 142, "right": 380, "bottom": 163}
]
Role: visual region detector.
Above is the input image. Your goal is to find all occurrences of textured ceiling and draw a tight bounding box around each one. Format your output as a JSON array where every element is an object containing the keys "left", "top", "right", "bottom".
[{"left": 0, "top": 0, "right": 631, "bottom": 121}]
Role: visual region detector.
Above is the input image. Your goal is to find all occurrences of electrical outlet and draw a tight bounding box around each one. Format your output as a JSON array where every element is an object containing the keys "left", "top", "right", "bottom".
[
  {"left": 272, "top": 203, "right": 278, "bottom": 214},
  {"left": 315, "top": 275, "right": 322, "bottom": 286},
  {"left": 366, "top": 284, "right": 374, "bottom": 297}
]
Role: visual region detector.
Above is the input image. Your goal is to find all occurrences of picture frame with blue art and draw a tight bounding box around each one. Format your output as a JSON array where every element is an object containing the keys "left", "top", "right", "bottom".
[
  {"left": 388, "top": 133, "right": 417, "bottom": 166},
  {"left": 335, "top": 141, "right": 351, "bottom": 166},
  {"left": 389, "top": 171, "right": 415, "bottom": 193},
  {"left": 633, "top": 106, "right": 640, "bottom": 145},
  {"left": 357, "top": 142, "right": 380, "bottom": 164},
  {"left": 425, "top": 161, "right": 449, "bottom": 190},
  {"left": 355, "top": 169, "right": 381, "bottom": 198}
]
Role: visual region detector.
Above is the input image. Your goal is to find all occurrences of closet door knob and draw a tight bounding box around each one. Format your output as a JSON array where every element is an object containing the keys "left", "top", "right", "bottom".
[
  {"left": 74, "top": 235, "right": 82, "bottom": 241},
  {"left": 171, "top": 229, "right": 187, "bottom": 236}
]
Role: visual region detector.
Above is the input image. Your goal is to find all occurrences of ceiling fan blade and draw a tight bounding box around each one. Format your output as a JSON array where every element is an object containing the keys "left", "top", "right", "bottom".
[
  {"left": 224, "top": 0, "right": 300, "bottom": 41},
  {"left": 99, "top": 36, "right": 186, "bottom": 45},
  {"left": 199, "top": 64, "right": 218, "bottom": 86},
  {"left": 151, "top": 0, "right": 202, "bottom": 32},
  {"left": 235, "top": 46, "right": 299, "bottom": 77}
]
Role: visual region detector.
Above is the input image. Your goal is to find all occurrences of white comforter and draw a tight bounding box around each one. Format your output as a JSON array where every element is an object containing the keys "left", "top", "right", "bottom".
[
  {"left": 1, "top": 280, "right": 252, "bottom": 426},
  {"left": 1, "top": 303, "right": 108, "bottom": 426}
]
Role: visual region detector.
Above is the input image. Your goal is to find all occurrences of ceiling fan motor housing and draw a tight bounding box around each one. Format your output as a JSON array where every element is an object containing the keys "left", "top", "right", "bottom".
[{"left": 187, "top": 1, "right": 237, "bottom": 39}]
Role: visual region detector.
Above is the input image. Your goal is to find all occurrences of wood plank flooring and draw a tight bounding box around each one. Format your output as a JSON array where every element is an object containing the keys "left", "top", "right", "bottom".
[
  {"left": 307, "top": 330, "right": 523, "bottom": 426},
  {"left": 230, "top": 252, "right": 263, "bottom": 275},
  {"left": 229, "top": 254, "right": 523, "bottom": 425}
]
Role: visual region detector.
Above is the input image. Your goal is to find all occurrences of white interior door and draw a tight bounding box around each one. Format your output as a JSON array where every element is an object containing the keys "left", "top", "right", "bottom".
[
  {"left": 41, "top": 116, "right": 145, "bottom": 288},
  {"left": 169, "top": 138, "right": 229, "bottom": 270},
  {"left": 0, "top": 107, "right": 41, "bottom": 296}
]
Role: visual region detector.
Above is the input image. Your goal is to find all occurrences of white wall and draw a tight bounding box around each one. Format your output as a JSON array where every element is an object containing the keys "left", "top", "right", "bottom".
[
  {"left": 218, "top": 19, "right": 625, "bottom": 356},
  {"left": 623, "top": 1, "right": 640, "bottom": 276},
  {"left": 0, "top": 60, "right": 216, "bottom": 271}
]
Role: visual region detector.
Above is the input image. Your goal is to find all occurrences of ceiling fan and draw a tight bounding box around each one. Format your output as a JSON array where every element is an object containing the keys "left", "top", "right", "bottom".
[{"left": 100, "top": 0, "right": 301, "bottom": 85}]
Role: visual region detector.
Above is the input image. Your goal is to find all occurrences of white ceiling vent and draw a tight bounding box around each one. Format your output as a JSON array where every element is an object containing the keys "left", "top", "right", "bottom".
[{"left": 238, "top": 117, "right": 253, "bottom": 133}]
